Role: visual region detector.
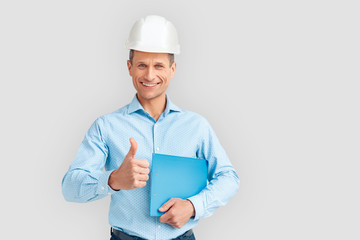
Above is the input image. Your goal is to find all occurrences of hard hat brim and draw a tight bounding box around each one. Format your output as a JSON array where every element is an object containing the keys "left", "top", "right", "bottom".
[{"left": 125, "top": 41, "right": 180, "bottom": 55}]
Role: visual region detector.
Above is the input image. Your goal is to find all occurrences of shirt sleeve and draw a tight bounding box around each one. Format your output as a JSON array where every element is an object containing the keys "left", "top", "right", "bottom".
[
  {"left": 187, "top": 119, "right": 240, "bottom": 220},
  {"left": 62, "top": 117, "right": 117, "bottom": 203}
]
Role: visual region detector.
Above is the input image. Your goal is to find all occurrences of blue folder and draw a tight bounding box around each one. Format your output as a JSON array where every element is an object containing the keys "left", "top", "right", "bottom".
[{"left": 150, "top": 153, "right": 208, "bottom": 216}]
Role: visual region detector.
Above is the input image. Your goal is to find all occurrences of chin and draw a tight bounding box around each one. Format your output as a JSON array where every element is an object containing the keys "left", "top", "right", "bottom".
[{"left": 138, "top": 92, "right": 163, "bottom": 101}]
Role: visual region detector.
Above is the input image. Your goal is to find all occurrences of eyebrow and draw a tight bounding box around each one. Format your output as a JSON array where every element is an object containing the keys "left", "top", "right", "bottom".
[{"left": 135, "top": 61, "right": 166, "bottom": 65}]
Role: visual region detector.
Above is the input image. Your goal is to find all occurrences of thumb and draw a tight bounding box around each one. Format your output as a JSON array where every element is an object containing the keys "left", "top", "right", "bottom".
[
  {"left": 159, "top": 198, "right": 176, "bottom": 212},
  {"left": 127, "top": 138, "right": 137, "bottom": 158}
]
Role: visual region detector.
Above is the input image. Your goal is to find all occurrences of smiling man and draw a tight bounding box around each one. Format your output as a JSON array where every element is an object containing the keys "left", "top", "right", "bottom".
[
  {"left": 62, "top": 15, "right": 239, "bottom": 240},
  {"left": 127, "top": 50, "right": 175, "bottom": 121}
]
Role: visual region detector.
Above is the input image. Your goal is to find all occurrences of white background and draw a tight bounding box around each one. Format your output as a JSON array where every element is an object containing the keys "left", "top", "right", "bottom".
[{"left": 1, "top": 0, "right": 359, "bottom": 239}]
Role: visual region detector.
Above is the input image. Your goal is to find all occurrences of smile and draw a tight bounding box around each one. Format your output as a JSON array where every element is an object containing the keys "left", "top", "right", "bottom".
[{"left": 142, "top": 82, "right": 159, "bottom": 87}]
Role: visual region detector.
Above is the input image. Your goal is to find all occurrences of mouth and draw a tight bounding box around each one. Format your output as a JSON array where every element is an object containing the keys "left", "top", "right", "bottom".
[{"left": 141, "top": 82, "right": 160, "bottom": 87}]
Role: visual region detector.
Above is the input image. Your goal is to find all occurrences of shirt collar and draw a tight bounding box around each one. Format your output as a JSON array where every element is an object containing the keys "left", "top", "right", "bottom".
[{"left": 127, "top": 94, "right": 182, "bottom": 116}]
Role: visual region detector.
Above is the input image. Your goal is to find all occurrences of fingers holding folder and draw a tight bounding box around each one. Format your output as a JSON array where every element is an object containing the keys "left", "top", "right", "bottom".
[{"left": 159, "top": 198, "right": 195, "bottom": 229}]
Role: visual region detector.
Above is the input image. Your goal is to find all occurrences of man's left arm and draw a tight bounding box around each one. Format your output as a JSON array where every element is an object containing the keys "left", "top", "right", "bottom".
[{"left": 159, "top": 119, "right": 240, "bottom": 227}]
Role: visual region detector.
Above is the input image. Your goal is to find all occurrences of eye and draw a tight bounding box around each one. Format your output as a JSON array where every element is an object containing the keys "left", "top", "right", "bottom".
[
  {"left": 155, "top": 64, "right": 164, "bottom": 69},
  {"left": 138, "top": 64, "right": 146, "bottom": 68}
]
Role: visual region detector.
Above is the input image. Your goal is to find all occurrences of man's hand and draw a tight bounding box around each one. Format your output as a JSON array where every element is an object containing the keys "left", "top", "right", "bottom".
[
  {"left": 108, "top": 138, "right": 150, "bottom": 190},
  {"left": 159, "top": 198, "right": 195, "bottom": 228}
]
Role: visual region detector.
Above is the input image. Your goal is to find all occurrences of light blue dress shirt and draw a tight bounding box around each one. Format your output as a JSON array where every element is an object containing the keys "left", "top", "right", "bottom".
[{"left": 62, "top": 95, "right": 239, "bottom": 240}]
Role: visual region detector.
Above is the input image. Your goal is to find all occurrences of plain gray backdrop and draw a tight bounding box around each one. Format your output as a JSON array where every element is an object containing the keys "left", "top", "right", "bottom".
[{"left": 0, "top": 0, "right": 359, "bottom": 239}]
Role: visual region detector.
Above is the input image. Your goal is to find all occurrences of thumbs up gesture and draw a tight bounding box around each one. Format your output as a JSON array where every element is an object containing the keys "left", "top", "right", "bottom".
[{"left": 108, "top": 138, "right": 150, "bottom": 190}]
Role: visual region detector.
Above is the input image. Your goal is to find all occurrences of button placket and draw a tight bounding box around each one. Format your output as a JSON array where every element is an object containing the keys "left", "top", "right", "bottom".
[{"left": 153, "top": 123, "right": 160, "bottom": 153}]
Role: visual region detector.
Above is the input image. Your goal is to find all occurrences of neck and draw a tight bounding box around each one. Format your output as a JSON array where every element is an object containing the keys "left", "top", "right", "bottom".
[{"left": 136, "top": 94, "right": 167, "bottom": 121}]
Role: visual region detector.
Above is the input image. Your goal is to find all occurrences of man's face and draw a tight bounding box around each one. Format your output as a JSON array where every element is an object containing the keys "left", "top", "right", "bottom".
[{"left": 127, "top": 51, "right": 176, "bottom": 102}]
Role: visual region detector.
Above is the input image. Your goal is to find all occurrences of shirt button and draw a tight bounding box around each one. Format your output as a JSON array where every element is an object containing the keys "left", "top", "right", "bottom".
[
  {"left": 156, "top": 147, "right": 160, "bottom": 151},
  {"left": 101, "top": 186, "right": 105, "bottom": 190},
  {"left": 158, "top": 225, "right": 161, "bottom": 229}
]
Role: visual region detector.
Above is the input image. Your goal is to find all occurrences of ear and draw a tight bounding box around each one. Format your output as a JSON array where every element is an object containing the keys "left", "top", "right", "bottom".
[
  {"left": 170, "top": 62, "right": 176, "bottom": 78},
  {"left": 127, "top": 60, "right": 132, "bottom": 76}
]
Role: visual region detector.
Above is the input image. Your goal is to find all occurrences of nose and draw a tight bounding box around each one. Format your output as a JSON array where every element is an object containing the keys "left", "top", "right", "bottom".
[{"left": 144, "top": 66, "right": 156, "bottom": 81}]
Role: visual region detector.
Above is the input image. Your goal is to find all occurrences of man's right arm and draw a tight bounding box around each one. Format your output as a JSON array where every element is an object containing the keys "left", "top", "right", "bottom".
[
  {"left": 62, "top": 118, "right": 149, "bottom": 202},
  {"left": 61, "top": 117, "right": 115, "bottom": 203}
]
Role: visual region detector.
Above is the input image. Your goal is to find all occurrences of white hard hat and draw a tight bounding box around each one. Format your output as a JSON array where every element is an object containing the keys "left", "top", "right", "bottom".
[{"left": 125, "top": 15, "right": 180, "bottom": 54}]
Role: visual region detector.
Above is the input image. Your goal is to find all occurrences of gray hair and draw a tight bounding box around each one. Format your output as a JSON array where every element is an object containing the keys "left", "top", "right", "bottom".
[{"left": 129, "top": 49, "right": 175, "bottom": 66}]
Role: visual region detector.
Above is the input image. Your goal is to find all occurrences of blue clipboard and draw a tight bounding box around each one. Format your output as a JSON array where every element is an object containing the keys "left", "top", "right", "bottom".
[{"left": 150, "top": 153, "right": 208, "bottom": 217}]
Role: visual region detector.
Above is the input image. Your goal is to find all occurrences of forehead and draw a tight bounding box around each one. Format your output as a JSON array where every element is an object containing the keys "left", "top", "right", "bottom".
[{"left": 132, "top": 50, "right": 169, "bottom": 63}]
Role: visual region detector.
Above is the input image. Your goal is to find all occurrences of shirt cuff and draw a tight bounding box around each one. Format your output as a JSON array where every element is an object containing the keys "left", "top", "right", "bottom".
[
  {"left": 187, "top": 194, "right": 204, "bottom": 221},
  {"left": 96, "top": 170, "right": 118, "bottom": 195}
]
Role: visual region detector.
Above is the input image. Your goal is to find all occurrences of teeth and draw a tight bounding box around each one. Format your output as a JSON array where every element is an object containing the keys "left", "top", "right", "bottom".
[{"left": 142, "top": 82, "right": 157, "bottom": 87}]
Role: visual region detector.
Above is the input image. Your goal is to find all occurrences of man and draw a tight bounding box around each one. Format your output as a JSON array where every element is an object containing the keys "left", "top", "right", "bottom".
[{"left": 62, "top": 15, "right": 239, "bottom": 240}]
